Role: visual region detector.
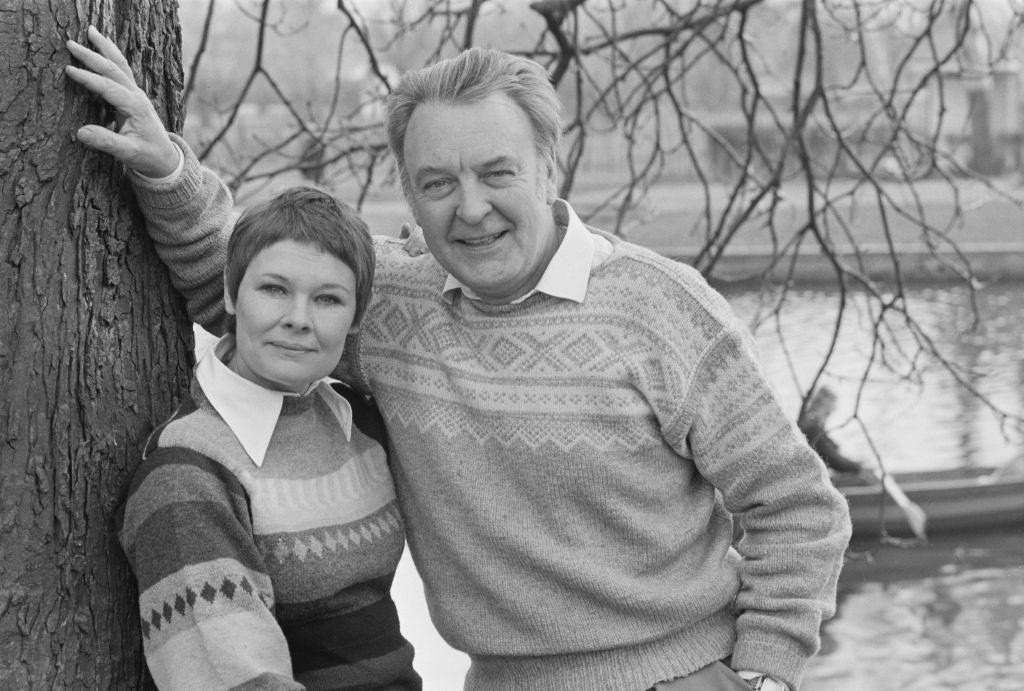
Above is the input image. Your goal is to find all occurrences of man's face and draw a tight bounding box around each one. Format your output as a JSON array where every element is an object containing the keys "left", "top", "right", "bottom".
[{"left": 402, "top": 92, "right": 560, "bottom": 304}]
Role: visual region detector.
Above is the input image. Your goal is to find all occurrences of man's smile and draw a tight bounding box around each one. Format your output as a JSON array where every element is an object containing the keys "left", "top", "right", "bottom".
[{"left": 457, "top": 231, "right": 507, "bottom": 248}]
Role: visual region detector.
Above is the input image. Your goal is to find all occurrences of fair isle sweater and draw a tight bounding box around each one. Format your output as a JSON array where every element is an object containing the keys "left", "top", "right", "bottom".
[
  {"left": 130, "top": 136, "right": 851, "bottom": 691},
  {"left": 117, "top": 366, "right": 420, "bottom": 689}
]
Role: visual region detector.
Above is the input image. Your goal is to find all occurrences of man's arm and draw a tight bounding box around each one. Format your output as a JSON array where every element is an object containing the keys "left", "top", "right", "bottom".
[
  {"left": 679, "top": 325, "right": 852, "bottom": 690},
  {"left": 66, "top": 27, "right": 236, "bottom": 333},
  {"left": 130, "top": 137, "right": 233, "bottom": 333}
]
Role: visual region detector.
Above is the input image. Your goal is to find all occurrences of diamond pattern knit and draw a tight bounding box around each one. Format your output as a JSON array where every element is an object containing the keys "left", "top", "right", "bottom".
[{"left": 117, "top": 377, "right": 420, "bottom": 690}]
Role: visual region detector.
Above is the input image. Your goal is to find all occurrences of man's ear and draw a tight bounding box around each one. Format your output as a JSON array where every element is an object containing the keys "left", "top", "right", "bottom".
[{"left": 544, "top": 158, "right": 558, "bottom": 205}]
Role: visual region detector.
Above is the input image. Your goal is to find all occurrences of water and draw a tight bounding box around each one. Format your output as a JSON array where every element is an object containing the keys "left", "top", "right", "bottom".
[
  {"left": 805, "top": 528, "right": 1024, "bottom": 691},
  {"left": 389, "top": 278, "right": 1024, "bottom": 689},
  {"left": 720, "top": 278, "right": 1024, "bottom": 473},
  {"left": 745, "top": 277, "right": 1024, "bottom": 690}
]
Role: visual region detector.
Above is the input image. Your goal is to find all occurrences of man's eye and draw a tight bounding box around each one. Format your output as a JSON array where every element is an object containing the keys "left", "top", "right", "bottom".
[
  {"left": 423, "top": 179, "right": 449, "bottom": 192},
  {"left": 484, "top": 169, "right": 517, "bottom": 185}
]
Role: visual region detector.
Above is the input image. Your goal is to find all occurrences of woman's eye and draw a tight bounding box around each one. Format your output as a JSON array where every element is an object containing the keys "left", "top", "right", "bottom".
[
  {"left": 315, "top": 294, "right": 343, "bottom": 305},
  {"left": 259, "top": 284, "right": 285, "bottom": 295}
]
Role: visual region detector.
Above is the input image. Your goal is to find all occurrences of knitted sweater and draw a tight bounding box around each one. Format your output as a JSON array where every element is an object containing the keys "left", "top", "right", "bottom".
[
  {"left": 117, "top": 364, "right": 420, "bottom": 689},
  {"left": 130, "top": 137, "right": 851, "bottom": 691}
]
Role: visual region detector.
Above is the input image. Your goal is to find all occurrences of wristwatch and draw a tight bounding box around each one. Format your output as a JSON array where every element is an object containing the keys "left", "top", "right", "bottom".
[{"left": 739, "top": 673, "right": 788, "bottom": 691}]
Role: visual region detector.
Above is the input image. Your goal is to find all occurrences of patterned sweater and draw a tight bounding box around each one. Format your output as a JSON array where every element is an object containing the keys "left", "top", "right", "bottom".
[
  {"left": 117, "top": 366, "right": 420, "bottom": 689},
  {"left": 130, "top": 137, "right": 851, "bottom": 691}
]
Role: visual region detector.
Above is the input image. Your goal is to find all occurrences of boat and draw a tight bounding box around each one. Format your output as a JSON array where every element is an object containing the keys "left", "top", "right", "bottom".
[{"left": 832, "top": 465, "right": 1024, "bottom": 539}]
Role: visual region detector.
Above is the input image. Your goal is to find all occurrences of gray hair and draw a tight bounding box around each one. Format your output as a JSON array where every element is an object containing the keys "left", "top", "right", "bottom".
[{"left": 384, "top": 48, "right": 562, "bottom": 200}]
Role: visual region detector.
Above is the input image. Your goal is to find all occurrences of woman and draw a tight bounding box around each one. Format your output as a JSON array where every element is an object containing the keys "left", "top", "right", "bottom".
[{"left": 117, "top": 187, "right": 420, "bottom": 689}]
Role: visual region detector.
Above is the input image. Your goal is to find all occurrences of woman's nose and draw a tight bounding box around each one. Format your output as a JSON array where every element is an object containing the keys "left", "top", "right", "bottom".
[{"left": 283, "top": 298, "right": 312, "bottom": 330}]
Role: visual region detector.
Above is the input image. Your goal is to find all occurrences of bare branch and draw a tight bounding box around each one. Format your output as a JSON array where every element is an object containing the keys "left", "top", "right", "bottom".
[{"left": 182, "top": 0, "right": 216, "bottom": 110}]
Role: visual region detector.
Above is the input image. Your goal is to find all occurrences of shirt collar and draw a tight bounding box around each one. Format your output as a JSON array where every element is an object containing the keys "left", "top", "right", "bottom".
[
  {"left": 194, "top": 334, "right": 353, "bottom": 467},
  {"left": 442, "top": 199, "right": 613, "bottom": 305}
]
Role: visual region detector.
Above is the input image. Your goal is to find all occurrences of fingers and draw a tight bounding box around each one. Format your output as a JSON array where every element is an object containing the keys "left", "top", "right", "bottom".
[
  {"left": 67, "top": 29, "right": 151, "bottom": 131},
  {"left": 65, "top": 25, "right": 181, "bottom": 178},
  {"left": 86, "top": 25, "right": 134, "bottom": 81},
  {"left": 75, "top": 124, "right": 131, "bottom": 159},
  {"left": 66, "top": 28, "right": 135, "bottom": 93},
  {"left": 401, "top": 223, "right": 430, "bottom": 256},
  {"left": 64, "top": 62, "right": 131, "bottom": 110}
]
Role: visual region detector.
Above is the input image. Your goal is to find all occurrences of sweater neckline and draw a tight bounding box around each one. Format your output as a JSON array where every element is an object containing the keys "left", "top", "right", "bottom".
[{"left": 454, "top": 244, "right": 621, "bottom": 314}]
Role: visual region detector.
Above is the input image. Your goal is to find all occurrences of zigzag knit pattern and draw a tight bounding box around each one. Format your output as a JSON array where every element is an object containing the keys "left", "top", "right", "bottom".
[
  {"left": 264, "top": 505, "right": 403, "bottom": 564},
  {"left": 354, "top": 242, "right": 732, "bottom": 454},
  {"left": 339, "top": 236, "right": 851, "bottom": 690}
]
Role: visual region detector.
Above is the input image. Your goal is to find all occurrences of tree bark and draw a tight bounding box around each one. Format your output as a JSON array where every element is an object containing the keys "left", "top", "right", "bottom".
[{"left": 0, "top": 1, "right": 188, "bottom": 687}]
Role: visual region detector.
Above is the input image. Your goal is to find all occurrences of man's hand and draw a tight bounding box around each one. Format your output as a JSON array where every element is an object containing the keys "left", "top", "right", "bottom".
[
  {"left": 65, "top": 25, "right": 180, "bottom": 178},
  {"left": 400, "top": 222, "right": 430, "bottom": 257}
]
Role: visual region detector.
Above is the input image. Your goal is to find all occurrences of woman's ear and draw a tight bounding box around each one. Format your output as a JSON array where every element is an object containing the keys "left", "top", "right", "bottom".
[{"left": 224, "top": 284, "right": 236, "bottom": 315}]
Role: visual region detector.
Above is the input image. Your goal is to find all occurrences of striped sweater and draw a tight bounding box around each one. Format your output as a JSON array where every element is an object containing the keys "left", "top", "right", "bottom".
[
  {"left": 117, "top": 375, "right": 420, "bottom": 690},
  {"left": 131, "top": 137, "right": 851, "bottom": 691}
]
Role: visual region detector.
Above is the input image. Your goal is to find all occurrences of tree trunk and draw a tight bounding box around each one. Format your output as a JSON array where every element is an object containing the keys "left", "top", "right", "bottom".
[{"left": 0, "top": 2, "right": 189, "bottom": 687}]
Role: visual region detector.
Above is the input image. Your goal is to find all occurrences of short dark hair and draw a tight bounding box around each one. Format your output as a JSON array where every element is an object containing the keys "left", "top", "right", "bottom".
[
  {"left": 225, "top": 187, "right": 375, "bottom": 327},
  {"left": 385, "top": 47, "right": 562, "bottom": 201}
]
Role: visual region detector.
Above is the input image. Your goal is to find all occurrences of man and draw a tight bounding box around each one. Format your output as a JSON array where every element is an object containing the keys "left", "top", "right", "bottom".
[
  {"left": 67, "top": 26, "right": 851, "bottom": 691},
  {"left": 797, "top": 386, "right": 864, "bottom": 475}
]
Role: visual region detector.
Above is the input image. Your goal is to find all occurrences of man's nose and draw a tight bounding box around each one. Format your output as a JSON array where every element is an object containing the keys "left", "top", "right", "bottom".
[{"left": 455, "top": 179, "right": 492, "bottom": 224}]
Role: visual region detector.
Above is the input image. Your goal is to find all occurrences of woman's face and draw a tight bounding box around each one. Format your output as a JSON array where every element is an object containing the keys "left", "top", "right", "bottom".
[{"left": 225, "top": 239, "right": 357, "bottom": 393}]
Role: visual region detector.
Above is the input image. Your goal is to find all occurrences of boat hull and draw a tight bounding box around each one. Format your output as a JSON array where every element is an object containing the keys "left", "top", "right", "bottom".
[{"left": 836, "top": 467, "right": 1024, "bottom": 538}]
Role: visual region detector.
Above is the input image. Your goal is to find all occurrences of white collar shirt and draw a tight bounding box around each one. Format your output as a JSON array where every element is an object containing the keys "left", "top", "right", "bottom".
[
  {"left": 441, "top": 199, "right": 614, "bottom": 305},
  {"left": 194, "top": 334, "right": 353, "bottom": 467}
]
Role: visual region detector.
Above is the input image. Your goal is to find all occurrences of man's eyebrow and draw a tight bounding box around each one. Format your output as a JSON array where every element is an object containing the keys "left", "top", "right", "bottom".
[
  {"left": 476, "top": 154, "right": 518, "bottom": 169},
  {"left": 413, "top": 155, "right": 519, "bottom": 181},
  {"left": 412, "top": 165, "right": 450, "bottom": 186}
]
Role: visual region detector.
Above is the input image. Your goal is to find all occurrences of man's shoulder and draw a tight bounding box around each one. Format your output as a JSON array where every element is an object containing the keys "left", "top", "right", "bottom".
[
  {"left": 594, "top": 232, "right": 735, "bottom": 322},
  {"left": 371, "top": 235, "right": 447, "bottom": 290},
  {"left": 596, "top": 229, "right": 702, "bottom": 279}
]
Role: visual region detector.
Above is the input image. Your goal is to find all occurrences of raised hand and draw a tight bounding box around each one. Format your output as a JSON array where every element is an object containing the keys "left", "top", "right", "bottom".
[
  {"left": 65, "top": 25, "right": 181, "bottom": 178},
  {"left": 400, "top": 222, "right": 430, "bottom": 256}
]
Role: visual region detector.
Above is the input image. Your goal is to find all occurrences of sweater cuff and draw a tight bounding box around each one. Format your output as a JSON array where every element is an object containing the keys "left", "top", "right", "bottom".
[
  {"left": 730, "top": 634, "right": 809, "bottom": 691},
  {"left": 130, "top": 133, "right": 210, "bottom": 214},
  {"left": 132, "top": 142, "right": 184, "bottom": 184}
]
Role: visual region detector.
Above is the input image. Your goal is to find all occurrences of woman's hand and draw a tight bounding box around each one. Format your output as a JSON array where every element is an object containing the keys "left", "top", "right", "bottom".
[{"left": 65, "top": 25, "right": 180, "bottom": 178}]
